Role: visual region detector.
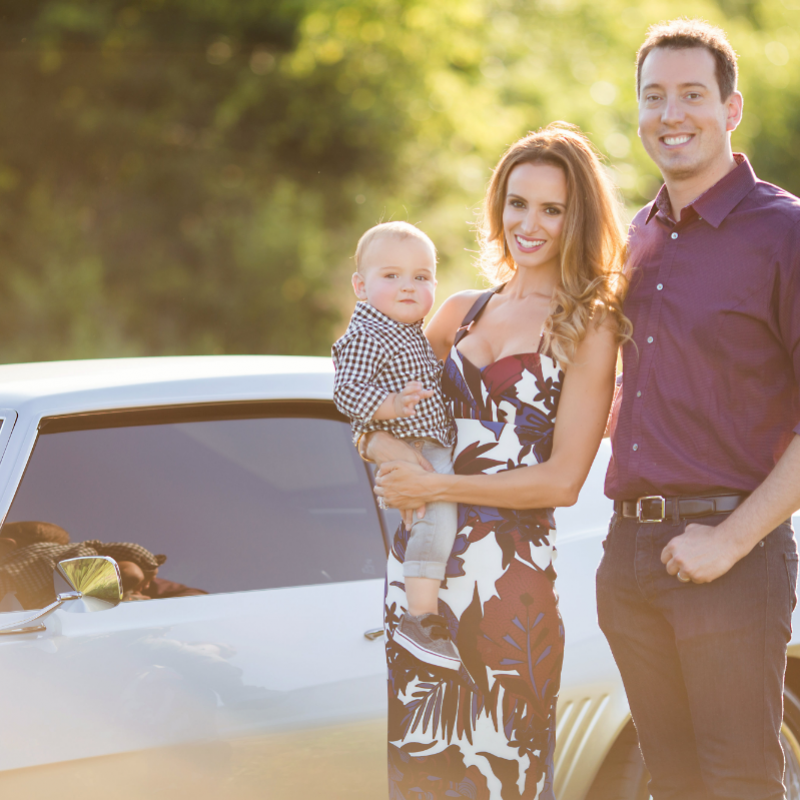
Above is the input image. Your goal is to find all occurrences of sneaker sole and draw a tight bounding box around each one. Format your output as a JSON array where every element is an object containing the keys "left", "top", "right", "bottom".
[{"left": 394, "top": 629, "right": 461, "bottom": 671}]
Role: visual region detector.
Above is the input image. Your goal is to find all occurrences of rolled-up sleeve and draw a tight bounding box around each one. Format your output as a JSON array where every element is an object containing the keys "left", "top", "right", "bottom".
[{"left": 332, "top": 331, "right": 390, "bottom": 424}]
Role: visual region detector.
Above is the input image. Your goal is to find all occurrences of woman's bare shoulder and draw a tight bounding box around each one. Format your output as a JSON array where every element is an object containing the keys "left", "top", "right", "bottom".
[
  {"left": 570, "top": 309, "right": 620, "bottom": 366},
  {"left": 428, "top": 290, "right": 487, "bottom": 331},
  {"left": 439, "top": 289, "right": 486, "bottom": 316},
  {"left": 588, "top": 307, "right": 623, "bottom": 341},
  {"left": 426, "top": 289, "right": 488, "bottom": 357}
]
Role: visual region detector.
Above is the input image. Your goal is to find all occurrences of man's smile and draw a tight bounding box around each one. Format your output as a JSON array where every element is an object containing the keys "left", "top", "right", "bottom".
[{"left": 660, "top": 134, "right": 695, "bottom": 147}]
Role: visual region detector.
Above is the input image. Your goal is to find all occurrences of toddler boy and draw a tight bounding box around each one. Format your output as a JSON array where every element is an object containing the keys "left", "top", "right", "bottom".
[{"left": 332, "top": 221, "right": 459, "bottom": 671}]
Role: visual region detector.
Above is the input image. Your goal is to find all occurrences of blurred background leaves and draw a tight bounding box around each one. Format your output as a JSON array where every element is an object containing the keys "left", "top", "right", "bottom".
[{"left": 0, "top": 0, "right": 798, "bottom": 362}]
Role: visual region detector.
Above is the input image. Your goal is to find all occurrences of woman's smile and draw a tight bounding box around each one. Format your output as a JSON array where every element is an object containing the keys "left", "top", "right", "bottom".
[{"left": 514, "top": 235, "right": 547, "bottom": 252}]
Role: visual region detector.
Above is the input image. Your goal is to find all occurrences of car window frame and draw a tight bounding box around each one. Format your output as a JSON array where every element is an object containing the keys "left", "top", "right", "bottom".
[
  {"left": 0, "top": 399, "right": 394, "bottom": 608},
  {"left": 0, "top": 409, "right": 18, "bottom": 466},
  {"left": 32, "top": 399, "right": 393, "bottom": 555}
]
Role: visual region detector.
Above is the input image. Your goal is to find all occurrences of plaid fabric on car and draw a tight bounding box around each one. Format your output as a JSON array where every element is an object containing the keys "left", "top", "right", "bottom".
[
  {"left": 332, "top": 302, "right": 454, "bottom": 446},
  {"left": 0, "top": 540, "right": 166, "bottom": 610}
]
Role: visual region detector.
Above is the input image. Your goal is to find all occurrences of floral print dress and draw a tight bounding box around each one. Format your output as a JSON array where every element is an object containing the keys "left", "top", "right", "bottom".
[{"left": 385, "top": 289, "right": 565, "bottom": 800}]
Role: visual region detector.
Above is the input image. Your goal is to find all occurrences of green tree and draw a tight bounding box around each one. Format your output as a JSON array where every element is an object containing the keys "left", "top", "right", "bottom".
[{"left": 0, "top": 0, "right": 797, "bottom": 362}]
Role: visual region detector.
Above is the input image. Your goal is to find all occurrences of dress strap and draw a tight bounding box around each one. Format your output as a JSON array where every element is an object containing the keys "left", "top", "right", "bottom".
[{"left": 454, "top": 284, "right": 504, "bottom": 345}]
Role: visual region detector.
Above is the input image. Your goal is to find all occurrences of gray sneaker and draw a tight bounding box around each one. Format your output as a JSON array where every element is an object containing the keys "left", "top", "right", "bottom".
[{"left": 394, "top": 613, "right": 461, "bottom": 671}]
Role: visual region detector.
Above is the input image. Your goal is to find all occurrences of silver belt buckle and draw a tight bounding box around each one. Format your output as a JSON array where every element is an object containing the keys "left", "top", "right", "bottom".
[{"left": 637, "top": 495, "right": 666, "bottom": 522}]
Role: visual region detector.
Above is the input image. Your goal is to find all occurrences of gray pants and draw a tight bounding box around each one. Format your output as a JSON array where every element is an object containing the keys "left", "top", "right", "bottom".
[{"left": 403, "top": 439, "right": 457, "bottom": 581}]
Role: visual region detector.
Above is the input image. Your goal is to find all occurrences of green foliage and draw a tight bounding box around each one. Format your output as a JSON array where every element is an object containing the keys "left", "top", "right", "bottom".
[{"left": 0, "top": 0, "right": 798, "bottom": 361}]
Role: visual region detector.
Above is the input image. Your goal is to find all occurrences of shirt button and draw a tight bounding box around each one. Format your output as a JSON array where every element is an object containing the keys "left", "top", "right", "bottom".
[
  {"left": 632, "top": 443, "right": 639, "bottom": 451},
  {"left": 636, "top": 391, "right": 642, "bottom": 397},
  {"left": 647, "top": 336, "right": 654, "bottom": 343},
  {"left": 657, "top": 283, "right": 663, "bottom": 291},
  {"left": 671, "top": 232, "right": 678, "bottom": 240}
]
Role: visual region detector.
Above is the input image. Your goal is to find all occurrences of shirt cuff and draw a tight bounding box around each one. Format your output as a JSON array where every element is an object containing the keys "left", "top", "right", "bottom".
[{"left": 352, "top": 385, "right": 390, "bottom": 422}]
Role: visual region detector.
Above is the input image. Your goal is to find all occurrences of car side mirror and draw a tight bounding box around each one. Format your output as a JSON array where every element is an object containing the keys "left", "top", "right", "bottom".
[
  {"left": 53, "top": 556, "right": 123, "bottom": 612},
  {"left": 0, "top": 556, "right": 122, "bottom": 635}
]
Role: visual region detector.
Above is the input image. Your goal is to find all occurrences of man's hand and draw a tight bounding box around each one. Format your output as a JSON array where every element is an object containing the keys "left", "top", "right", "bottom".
[
  {"left": 662, "top": 437, "right": 800, "bottom": 584},
  {"left": 373, "top": 382, "right": 434, "bottom": 421},
  {"left": 661, "top": 522, "right": 743, "bottom": 584}
]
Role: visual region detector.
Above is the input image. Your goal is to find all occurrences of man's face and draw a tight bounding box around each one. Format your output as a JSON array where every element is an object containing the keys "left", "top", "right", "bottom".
[{"left": 638, "top": 46, "right": 742, "bottom": 183}]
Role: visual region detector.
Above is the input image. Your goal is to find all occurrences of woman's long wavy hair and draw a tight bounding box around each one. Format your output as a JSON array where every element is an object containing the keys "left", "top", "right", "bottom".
[{"left": 478, "top": 123, "right": 632, "bottom": 365}]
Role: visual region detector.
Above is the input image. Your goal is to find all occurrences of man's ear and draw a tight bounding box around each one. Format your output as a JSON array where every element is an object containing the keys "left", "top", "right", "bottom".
[
  {"left": 352, "top": 271, "right": 368, "bottom": 300},
  {"left": 726, "top": 90, "right": 744, "bottom": 133}
]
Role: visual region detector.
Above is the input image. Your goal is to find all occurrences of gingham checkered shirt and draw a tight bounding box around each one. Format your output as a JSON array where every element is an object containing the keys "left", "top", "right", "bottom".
[{"left": 332, "top": 302, "right": 454, "bottom": 446}]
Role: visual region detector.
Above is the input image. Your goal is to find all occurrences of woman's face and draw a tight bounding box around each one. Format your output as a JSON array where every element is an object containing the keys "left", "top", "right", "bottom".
[{"left": 502, "top": 162, "right": 567, "bottom": 275}]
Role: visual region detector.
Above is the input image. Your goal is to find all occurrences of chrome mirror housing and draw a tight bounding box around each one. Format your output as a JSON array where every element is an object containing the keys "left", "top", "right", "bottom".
[
  {"left": 0, "top": 556, "right": 122, "bottom": 635},
  {"left": 56, "top": 556, "right": 123, "bottom": 612}
]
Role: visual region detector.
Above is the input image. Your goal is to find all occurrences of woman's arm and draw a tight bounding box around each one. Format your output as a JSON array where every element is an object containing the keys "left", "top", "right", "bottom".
[
  {"left": 424, "top": 290, "right": 484, "bottom": 360},
  {"left": 362, "top": 430, "right": 433, "bottom": 470},
  {"left": 375, "top": 319, "right": 618, "bottom": 510}
]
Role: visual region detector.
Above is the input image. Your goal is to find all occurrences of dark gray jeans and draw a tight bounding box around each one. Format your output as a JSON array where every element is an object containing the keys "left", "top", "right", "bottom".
[{"left": 597, "top": 513, "right": 798, "bottom": 800}]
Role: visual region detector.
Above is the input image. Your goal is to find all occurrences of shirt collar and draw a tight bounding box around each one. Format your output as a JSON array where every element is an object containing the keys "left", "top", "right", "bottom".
[
  {"left": 352, "top": 301, "right": 424, "bottom": 330},
  {"left": 645, "top": 154, "right": 757, "bottom": 229}
]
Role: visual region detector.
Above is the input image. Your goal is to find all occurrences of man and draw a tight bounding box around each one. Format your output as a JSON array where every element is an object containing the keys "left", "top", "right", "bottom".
[{"left": 599, "top": 18, "right": 800, "bottom": 800}]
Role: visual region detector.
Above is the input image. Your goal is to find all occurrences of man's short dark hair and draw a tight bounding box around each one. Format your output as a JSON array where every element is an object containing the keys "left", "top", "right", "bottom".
[{"left": 636, "top": 18, "right": 738, "bottom": 101}]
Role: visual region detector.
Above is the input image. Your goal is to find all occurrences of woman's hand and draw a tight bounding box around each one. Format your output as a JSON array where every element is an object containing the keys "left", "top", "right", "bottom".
[
  {"left": 363, "top": 431, "right": 434, "bottom": 527},
  {"left": 375, "top": 461, "right": 439, "bottom": 527},
  {"left": 363, "top": 431, "right": 433, "bottom": 471}
]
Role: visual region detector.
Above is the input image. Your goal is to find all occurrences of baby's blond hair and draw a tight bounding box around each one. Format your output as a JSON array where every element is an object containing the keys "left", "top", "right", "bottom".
[{"left": 354, "top": 221, "right": 437, "bottom": 272}]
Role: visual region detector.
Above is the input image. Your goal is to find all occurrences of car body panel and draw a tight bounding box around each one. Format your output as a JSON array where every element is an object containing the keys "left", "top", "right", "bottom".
[{"left": 0, "top": 580, "right": 386, "bottom": 772}]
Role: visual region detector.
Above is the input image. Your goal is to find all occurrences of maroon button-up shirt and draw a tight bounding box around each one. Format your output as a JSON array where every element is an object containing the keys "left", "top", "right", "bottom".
[{"left": 606, "top": 155, "right": 800, "bottom": 500}]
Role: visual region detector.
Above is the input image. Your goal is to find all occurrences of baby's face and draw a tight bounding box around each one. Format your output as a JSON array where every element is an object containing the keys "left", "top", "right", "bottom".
[{"left": 352, "top": 236, "right": 437, "bottom": 325}]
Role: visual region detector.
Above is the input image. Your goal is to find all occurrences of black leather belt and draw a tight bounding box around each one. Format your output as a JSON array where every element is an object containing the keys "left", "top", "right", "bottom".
[{"left": 614, "top": 493, "right": 747, "bottom": 523}]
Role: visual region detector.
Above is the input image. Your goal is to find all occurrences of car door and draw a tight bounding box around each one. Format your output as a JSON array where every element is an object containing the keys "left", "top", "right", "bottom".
[{"left": 0, "top": 401, "right": 393, "bottom": 800}]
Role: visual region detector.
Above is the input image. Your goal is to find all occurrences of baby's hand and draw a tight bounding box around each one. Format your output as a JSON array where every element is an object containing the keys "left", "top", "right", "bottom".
[
  {"left": 372, "top": 382, "right": 435, "bottom": 421},
  {"left": 393, "top": 381, "right": 434, "bottom": 418}
]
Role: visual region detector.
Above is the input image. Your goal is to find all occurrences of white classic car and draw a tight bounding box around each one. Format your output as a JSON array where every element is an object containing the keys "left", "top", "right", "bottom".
[{"left": 0, "top": 356, "right": 796, "bottom": 800}]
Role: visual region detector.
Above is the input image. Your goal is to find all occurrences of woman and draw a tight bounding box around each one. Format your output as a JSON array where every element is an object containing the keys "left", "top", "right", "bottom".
[{"left": 364, "top": 123, "right": 631, "bottom": 799}]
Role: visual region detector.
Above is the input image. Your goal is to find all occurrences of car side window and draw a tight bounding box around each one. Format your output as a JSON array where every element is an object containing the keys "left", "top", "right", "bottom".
[{"left": 0, "top": 405, "right": 389, "bottom": 609}]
